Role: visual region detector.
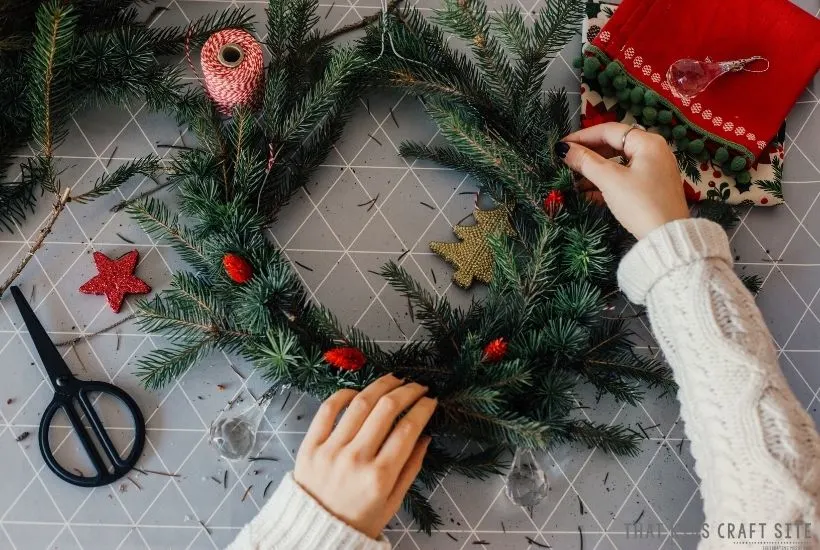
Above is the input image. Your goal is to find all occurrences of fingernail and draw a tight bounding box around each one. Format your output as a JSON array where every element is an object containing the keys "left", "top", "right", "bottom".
[{"left": 554, "top": 141, "right": 570, "bottom": 159}]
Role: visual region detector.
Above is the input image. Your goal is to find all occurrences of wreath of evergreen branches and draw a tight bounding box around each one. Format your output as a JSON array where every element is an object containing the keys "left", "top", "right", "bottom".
[{"left": 122, "top": 0, "right": 679, "bottom": 531}]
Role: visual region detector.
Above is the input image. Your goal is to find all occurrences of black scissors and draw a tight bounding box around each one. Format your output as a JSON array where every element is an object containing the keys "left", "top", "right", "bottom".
[{"left": 11, "top": 286, "right": 146, "bottom": 487}]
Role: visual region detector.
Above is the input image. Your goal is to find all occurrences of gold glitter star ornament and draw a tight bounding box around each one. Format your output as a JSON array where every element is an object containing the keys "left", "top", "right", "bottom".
[{"left": 430, "top": 206, "right": 516, "bottom": 288}]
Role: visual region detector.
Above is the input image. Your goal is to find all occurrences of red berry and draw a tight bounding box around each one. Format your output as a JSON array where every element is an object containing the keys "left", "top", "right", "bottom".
[
  {"left": 708, "top": 181, "right": 715, "bottom": 187},
  {"left": 483, "top": 338, "right": 508, "bottom": 363},
  {"left": 713, "top": 171, "right": 722, "bottom": 178},
  {"left": 761, "top": 197, "right": 769, "bottom": 204},
  {"left": 223, "top": 253, "right": 253, "bottom": 284},
  {"left": 324, "top": 347, "right": 367, "bottom": 371},
  {"left": 544, "top": 190, "right": 564, "bottom": 218}
]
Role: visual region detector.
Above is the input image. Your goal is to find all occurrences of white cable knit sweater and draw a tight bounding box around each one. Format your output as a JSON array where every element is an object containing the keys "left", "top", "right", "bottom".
[{"left": 228, "top": 218, "right": 820, "bottom": 550}]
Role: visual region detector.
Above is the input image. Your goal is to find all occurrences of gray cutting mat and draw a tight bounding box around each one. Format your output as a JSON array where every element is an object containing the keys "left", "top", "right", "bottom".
[{"left": 0, "top": 1, "right": 818, "bottom": 548}]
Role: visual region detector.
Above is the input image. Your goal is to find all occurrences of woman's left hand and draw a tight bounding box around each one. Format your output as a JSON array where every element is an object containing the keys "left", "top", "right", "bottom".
[{"left": 293, "top": 374, "right": 436, "bottom": 539}]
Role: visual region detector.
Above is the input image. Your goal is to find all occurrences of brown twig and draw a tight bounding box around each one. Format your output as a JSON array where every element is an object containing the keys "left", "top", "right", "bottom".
[
  {"left": 134, "top": 467, "right": 180, "bottom": 478},
  {"left": 0, "top": 188, "right": 71, "bottom": 297},
  {"left": 320, "top": 0, "right": 403, "bottom": 42},
  {"left": 56, "top": 314, "right": 136, "bottom": 347},
  {"left": 241, "top": 485, "right": 253, "bottom": 502}
]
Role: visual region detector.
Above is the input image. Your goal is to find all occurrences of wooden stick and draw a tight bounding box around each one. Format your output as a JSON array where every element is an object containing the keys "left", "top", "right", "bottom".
[
  {"left": 320, "top": 0, "right": 403, "bottom": 43},
  {"left": 56, "top": 314, "right": 136, "bottom": 347},
  {"left": 0, "top": 188, "right": 71, "bottom": 297}
]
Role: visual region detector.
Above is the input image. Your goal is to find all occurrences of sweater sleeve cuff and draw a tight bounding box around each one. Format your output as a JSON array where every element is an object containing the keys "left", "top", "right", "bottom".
[
  {"left": 617, "top": 218, "right": 732, "bottom": 305},
  {"left": 235, "top": 473, "right": 391, "bottom": 550}
]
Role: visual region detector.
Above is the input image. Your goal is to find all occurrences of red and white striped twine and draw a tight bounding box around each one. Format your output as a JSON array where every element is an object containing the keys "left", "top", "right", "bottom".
[{"left": 200, "top": 29, "right": 264, "bottom": 115}]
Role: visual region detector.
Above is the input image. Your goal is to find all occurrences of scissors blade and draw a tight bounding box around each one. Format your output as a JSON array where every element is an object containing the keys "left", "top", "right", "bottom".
[{"left": 10, "top": 286, "right": 74, "bottom": 386}]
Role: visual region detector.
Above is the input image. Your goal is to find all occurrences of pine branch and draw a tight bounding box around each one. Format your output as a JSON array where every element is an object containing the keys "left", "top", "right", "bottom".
[
  {"left": 72, "top": 155, "right": 162, "bottom": 204},
  {"left": 402, "top": 484, "right": 441, "bottom": 534}
]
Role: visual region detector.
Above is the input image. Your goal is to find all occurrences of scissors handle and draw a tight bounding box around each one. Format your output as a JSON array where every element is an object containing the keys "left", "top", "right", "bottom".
[{"left": 39, "top": 381, "right": 146, "bottom": 488}]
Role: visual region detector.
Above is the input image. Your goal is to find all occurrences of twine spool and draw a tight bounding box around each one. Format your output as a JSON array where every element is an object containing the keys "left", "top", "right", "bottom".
[{"left": 200, "top": 29, "right": 264, "bottom": 115}]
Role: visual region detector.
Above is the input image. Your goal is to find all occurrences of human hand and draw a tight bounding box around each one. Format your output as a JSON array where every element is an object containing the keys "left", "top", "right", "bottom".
[
  {"left": 293, "top": 375, "right": 436, "bottom": 539},
  {"left": 555, "top": 122, "right": 689, "bottom": 240}
]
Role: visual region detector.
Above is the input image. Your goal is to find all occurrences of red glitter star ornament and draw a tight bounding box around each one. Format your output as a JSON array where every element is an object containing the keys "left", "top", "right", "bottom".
[{"left": 79, "top": 250, "right": 151, "bottom": 313}]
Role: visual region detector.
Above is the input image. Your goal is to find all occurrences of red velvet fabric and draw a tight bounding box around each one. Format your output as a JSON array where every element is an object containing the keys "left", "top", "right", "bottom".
[{"left": 591, "top": 0, "right": 820, "bottom": 159}]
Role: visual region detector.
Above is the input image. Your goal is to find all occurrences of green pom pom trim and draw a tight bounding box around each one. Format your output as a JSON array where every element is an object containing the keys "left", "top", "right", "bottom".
[
  {"left": 658, "top": 110, "right": 673, "bottom": 125},
  {"left": 676, "top": 138, "right": 690, "bottom": 151},
  {"left": 736, "top": 171, "right": 751, "bottom": 184},
  {"left": 714, "top": 147, "right": 729, "bottom": 163},
  {"left": 618, "top": 99, "right": 631, "bottom": 109},
  {"left": 644, "top": 90, "right": 659, "bottom": 107},
  {"left": 613, "top": 75, "right": 628, "bottom": 90},
  {"left": 629, "top": 86, "right": 644, "bottom": 104},
  {"left": 616, "top": 88, "right": 631, "bottom": 101},
  {"left": 730, "top": 156, "right": 747, "bottom": 172},
  {"left": 630, "top": 104, "right": 643, "bottom": 116},
  {"left": 688, "top": 139, "right": 705, "bottom": 154},
  {"left": 597, "top": 72, "right": 611, "bottom": 87},
  {"left": 604, "top": 61, "right": 621, "bottom": 77},
  {"left": 642, "top": 106, "right": 658, "bottom": 120},
  {"left": 572, "top": 56, "right": 584, "bottom": 69},
  {"left": 659, "top": 126, "right": 672, "bottom": 139},
  {"left": 672, "top": 125, "right": 687, "bottom": 139},
  {"left": 697, "top": 149, "right": 710, "bottom": 162},
  {"left": 584, "top": 57, "right": 602, "bottom": 73}
]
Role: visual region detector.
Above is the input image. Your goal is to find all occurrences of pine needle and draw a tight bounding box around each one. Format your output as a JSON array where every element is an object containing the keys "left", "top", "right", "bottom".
[{"left": 241, "top": 485, "right": 253, "bottom": 502}]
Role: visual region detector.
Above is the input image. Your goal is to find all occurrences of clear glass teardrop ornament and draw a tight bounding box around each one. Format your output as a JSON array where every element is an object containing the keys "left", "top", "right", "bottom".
[
  {"left": 666, "top": 56, "right": 768, "bottom": 100},
  {"left": 209, "top": 386, "right": 283, "bottom": 460},
  {"left": 504, "top": 448, "right": 549, "bottom": 507}
]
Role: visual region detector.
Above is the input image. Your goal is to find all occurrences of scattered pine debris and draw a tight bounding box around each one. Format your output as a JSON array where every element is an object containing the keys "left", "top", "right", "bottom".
[
  {"left": 15, "top": 431, "right": 30, "bottom": 442},
  {"left": 209, "top": 476, "right": 222, "bottom": 485},
  {"left": 430, "top": 269, "right": 436, "bottom": 284},
  {"left": 216, "top": 384, "right": 226, "bottom": 392},
  {"left": 644, "top": 423, "right": 660, "bottom": 431},
  {"left": 635, "top": 423, "right": 649, "bottom": 439},
  {"left": 367, "top": 133, "right": 382, "bottom": 147},
  {"left": 280, "top": 390, "right": 292, "bottom": 411},
  {"left": 223, "top": 470, "right": 228, "bottom": 489},
  {"left": 127, "top": 476, "right": 142, "bottom": 491},
  {"left": 526, "top": 537, "right": 550, "bottom": 549},
  {"left": 116, "top": 232, "right": 134, "bottom": 244},
  {"left": 144, "top": 7, "right": 168, "bottom": 26},
  {"left": 248, "top": 456, "right": 279, "bottom": 462},
  {"left": 446, "top": 533, "right": 458, "bottom": 541},
  {"left": 578, "top": 526, "right": 584, "bottom": 550},
  {"left": 263, "top": 480, "right": 274, "bottom": 498},
  {"left": 407, "top": 297, "right": 414, "bottom": 323},
  {"left": 389, "top": 106, "right": 399, "bottom": 128},
  {"left": 116, "top": 330, "right": 121, "bottom": 351},
  {"left": 419, "top": 201, "right": 435, "bottom": 210},
  {"left": 677, "top": 439, "right": 685, "bottom": 454},
  {"left": 603, "top": 472, "right": 609, "bottom": 485},
  {"left": 6, "top": 398, "right": 13, "bottom": 405},
  {"left": 365, "top": 98, "right": 371, "bottom": 115},
  {"left": 198, "top": 519, "right": 212, "bottom": 536},
  {"left": 578, "top": 495, "right": 584, "bottom": 515},
  {"left": 472, "top": 541, "right": 489, "bottom": 546},
  {"left": 29, "top": 285, "right": 36, "bottom": 303},
  {"left": 106, "top": 146, "right": 118, "bottom": 168},
  {"left": 324, "top": 1, "right": 335, "bottom": 17},
  {"left": 397, "top": 249, "right": 409, "bottom": 262},
  {"left": 294, "top": 261, "right": 314, "bottom": 272},
  {"left": 500, "top": 521, "right": 506, "bottom": 533},
  {"left": 633, "top": 509, "right": 645, "bottom": 525},
  {"left": 228, "top": 362, "right": 246, "bottom": 380},
  {"left": 241, "top": 485, "right": 253, "bottom": 502}
]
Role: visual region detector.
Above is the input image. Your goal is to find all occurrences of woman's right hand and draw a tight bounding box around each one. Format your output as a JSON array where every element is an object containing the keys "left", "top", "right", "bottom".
[
  {"left": 555, "top": 122, "right": 689, "bottom": 240},
  {"left": 293, "top": 375, "right": 436, "bottom": 540}
]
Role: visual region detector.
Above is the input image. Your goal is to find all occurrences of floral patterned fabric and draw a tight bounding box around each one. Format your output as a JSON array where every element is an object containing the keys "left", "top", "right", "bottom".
[{"left": 581, "top": 1, "right": 785, "bottom": 206}]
